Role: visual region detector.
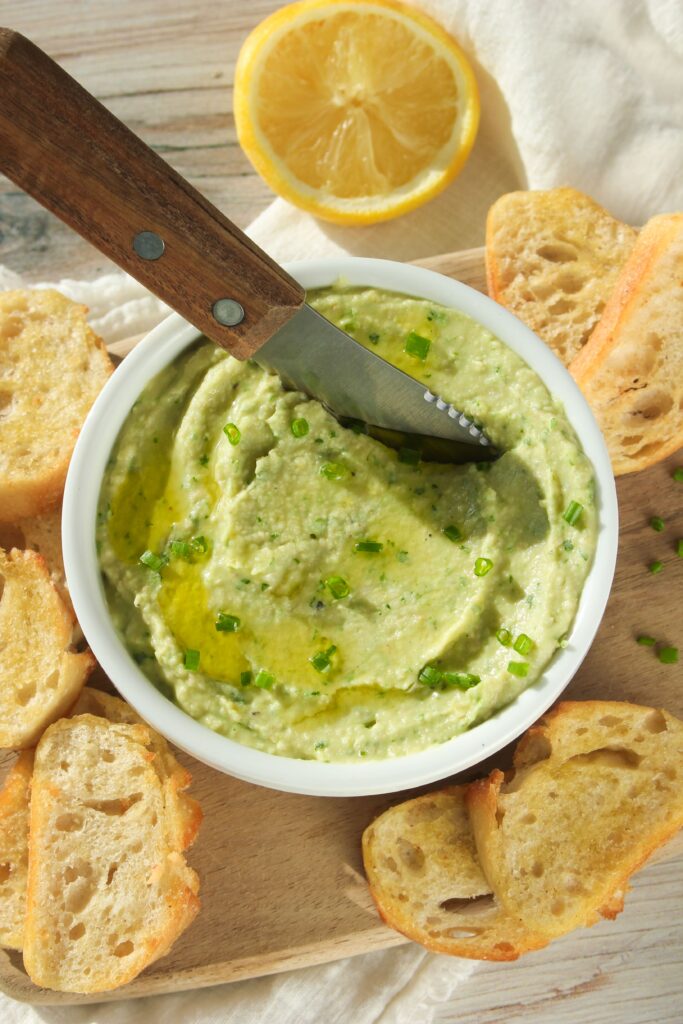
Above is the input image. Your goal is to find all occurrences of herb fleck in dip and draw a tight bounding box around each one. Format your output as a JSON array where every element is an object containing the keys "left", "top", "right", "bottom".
[{"left": 98, "top": 286, "right": 597, "bottom": 762}]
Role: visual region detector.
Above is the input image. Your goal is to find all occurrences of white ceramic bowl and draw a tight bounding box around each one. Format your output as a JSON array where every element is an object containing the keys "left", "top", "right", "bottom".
[{"left": 63, "top": 258, "right": 618, "bottom": 797}]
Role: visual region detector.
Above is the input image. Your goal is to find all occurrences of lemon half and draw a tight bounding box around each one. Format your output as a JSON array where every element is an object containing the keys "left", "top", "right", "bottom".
[{"left": 234, "top": 0, "right": 480, "bottom": 224}]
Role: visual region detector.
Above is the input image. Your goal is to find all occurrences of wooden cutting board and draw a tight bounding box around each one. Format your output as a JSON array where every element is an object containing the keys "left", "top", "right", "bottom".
[{"left": 1, "top": 246, "right": 681, "bottom": 1005}]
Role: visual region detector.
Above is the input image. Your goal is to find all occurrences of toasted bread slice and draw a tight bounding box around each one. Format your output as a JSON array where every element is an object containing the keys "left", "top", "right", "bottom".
[
  {"left": 363, "top": 787, "right": 548, "bottom": 961},
  {"left": 0, "top": 289, "right": 113, "bottom": 522},
  {"left": 0, "top": 751, "right": 33, "bottom": 950},
  {"left": 71, "top": 688, "right": 202, "bottom": 851},
  {"left": 467, "top": 701, "right": 683, "bottom": 940},
  {"left": 23, "top": 715, "right": 200, "bottom": 993},
  {"left": 0, "top": 504, "right": 70, "bottom": 613},
  {"left": 569, "top": 213, "right": 683, "bottom": 474},
  {"left": 0, "top": 547, "right": 94, "bottom": 748},
  {"left": 486, "top": 188, "right": 636, "bottom": 365},
  {"left": 0, "top": 689, "right": 201, "bottom": 956}
]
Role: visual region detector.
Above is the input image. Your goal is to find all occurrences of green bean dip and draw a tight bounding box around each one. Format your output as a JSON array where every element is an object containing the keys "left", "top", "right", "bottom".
[{"left": 98, "top": 285, "right": 597, "bottom": 762}]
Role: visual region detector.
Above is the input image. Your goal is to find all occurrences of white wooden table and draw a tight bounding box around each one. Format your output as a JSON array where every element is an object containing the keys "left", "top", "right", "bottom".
[{"left": 0, "top": 2, "right": 681, "bottom": 1020}]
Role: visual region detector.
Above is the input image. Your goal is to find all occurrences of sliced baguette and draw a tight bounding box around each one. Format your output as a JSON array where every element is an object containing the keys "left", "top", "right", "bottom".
[
  {"left": 467, "top": 701, "right": 683, "bottom": 940},
  {"left": 569, "top": 213, "right": 683, "bottom": 474},
  {"left": 70, "top": 687, "right": 202, "bottom": 851},
  {"left": 486, "top": 188, "right": 636, "bottom": 365},
  {"left": 0, "top": 688, "right": 201, "bottom": 955},
  {"left": 363, "top": 787, "right": 548, "bottom": 961},
  {"left": 0, "top": 751, "right": 33, "bottom": 950},
  {"left": 0, "top": 547, "right": 94, "bottom": 748},
  {"left": 23, "top": 715, "right": 200, "bottom": 993},
  {"left": 0, "top": 289, "right": 113, "bottom": 522},
  {"left": 0, "top": 504, "right": 70, "bottom": 613}
]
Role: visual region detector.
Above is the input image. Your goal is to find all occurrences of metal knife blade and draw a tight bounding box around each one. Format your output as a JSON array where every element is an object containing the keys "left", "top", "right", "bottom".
[{"left": 255, "top": 303, "right": 496, "bottom": 462}]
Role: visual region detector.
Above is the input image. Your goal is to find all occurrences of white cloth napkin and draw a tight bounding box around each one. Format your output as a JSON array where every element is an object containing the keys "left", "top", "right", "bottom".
[{"left": 1, "top": 0, "right": 681, "bottom": 1020}]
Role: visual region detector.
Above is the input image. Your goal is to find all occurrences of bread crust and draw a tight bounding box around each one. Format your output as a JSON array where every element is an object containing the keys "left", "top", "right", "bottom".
[
  {"left": 0, "top": 505, "right": 72, "bottom": 615},
  {"left": 0, "top": 750, "right": 34, "bottom": 950},
  {"left": 486, "top": 188, "right": 636, "bottom": 365},
  {"left": 0, "top": 688, "right": 202, "bottom": 965},
  {"left": 0, "top": 547, "right": 94, "bottom": 748},
  {"left": 365, "top": 700, "right": 683, "bottom": 959},
  {"left": 0, "top": 289, "right": 113, "bottom": 522},
  {"left": 70, "top": 687, "right": 203, "bottom": 851},
  {"left": 362, "top": 786, "right": 548, "bottom": 961},
  {"left": 466, "top": 701, "right": 683, "bottom": 939},
  {"left": 23, "top": 715, "right": 200, "bottom": 993},
  {"left": 569, "top": 214, "right": 683, "bottom": 474}
]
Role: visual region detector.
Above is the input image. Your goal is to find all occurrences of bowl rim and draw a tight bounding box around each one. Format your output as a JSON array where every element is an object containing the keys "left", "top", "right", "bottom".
[{"left": 63, "top": 256, "right": 618, "bottom": 797}]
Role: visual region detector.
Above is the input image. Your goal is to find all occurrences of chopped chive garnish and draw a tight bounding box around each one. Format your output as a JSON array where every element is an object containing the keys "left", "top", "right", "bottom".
[
  {"left": 649, "top": 560, "right": 664, "bottom": 574},
  {"left": 325, "top": 575, "right": 350, "bottom": 599},
  {"left": 507, "top": 661, "right": 529, "bottom": 678},
  {"left": 291, "top": 418, "right": 309, "bottom": 438},
  {"left": 562, "top": 500, "right": 584, "bottom": 526},
  {"left": 650, "top": 516, "right": 665, "bottom": 532},
  {"left": 184, "top": 649, "right": 200, "bottom": 671},
  {"left": 441, "top": 671, "right": 481, "bottom": 690},
  {"left": 396, "top": 550, "right": 409, "bottom": 563},
  {"left": 398, "top": 447, "right": 421, "bottom": 466},
  {"left": 139, "top": 550, "right": 165, "bottom": 571},
  {"left": 169, "top": 540, "right": 191, "bottom": 559},
  {"left": 513, "top": 633, "right": 535, "bottom": 656},
  {"left": 320, "top": 461, "right": 346, "bottom": 480},
  {"left": 354, "top": 539, "right": 383, "bottom": 553},
  {"left": 310, "top": 645, "right": 337, "bottom": 673},
  {"left": 673, "top": 467, "right": 683, "bottom": 482},
  {"left": 215, "top": 612, "right": 241, "bottom": 633},
  {"left": 223, "top": 422, "right": 241, "bottom": 445},
  {"left": 368, "top": 332, "right": 380, "bottom": 343},
  {"left": 190, "top": 535, "right": 208, "bottom": 554},
  {"left": 418, "top": 665, "right": 443, "bottom": 687},
  {"left": 677, "top": 539, "right": 683, "bottom": 558},
  {"left": 474, "top": 557, "right": 494, "bottom": 577},
  {"left": 557, "top": 632, "right": 569, "bottom": 649},
  {"left": 658, "top": 646, "right": 678, "bottom": 664},
  {"left": 443, "top": 525, "right": 462, "bottom": 543},
  {"left": 496, "top": 627, "right": 512, "bottom": 647},
  {"left": 418, "top": 665, "right": 479, "bottom": 690},
  {"left": 637, "top": 635, "right": 657, "bottom": 646},
  {"left": 240, "top": 671, "right": 252, "bottom": 686},
  {"left": 562, "top": 540, "right": 574, "bottom": 552},
  {"left": 254, "top": 670, "right": 274, "bottom": 689},
  {"left": 404, "top": 331, "right": 431, "bottom": 361}
]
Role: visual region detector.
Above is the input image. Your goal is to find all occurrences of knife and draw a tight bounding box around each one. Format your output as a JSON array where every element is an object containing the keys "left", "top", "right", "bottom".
[{"left": 0, "top": 29, "right": 494, "bottom": 461}]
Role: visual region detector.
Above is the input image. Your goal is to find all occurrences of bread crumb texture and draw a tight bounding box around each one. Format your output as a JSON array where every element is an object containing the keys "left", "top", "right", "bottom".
[
  {"left": 570, "top": 214, "right": 683, "bottom": 474},
  {"left": 71, "top": 688, "right": 203, "bottom": 852},
  {"left": 0, "top": 547, "right": 93, "bottom": 748},
  {"left": 0, "top": 289, "right": 113, "bottom": 521},
  {"left": 467, "top": 701, "right": 683, "bottom": 940},
  {"left": 23, "top": 715, "right": 200, "bottom": 993},
  {"left": 486, "top": 188, "right": 636, "bottom": 365},
  {"left": 362, "top": 786, "right": 548, "bottom": 960},
  {"left": 365, "top": 701, "right": 683, "bottom": 959},
  {"left": 0, "top": 504, "right": 70, "bottom": 613}
]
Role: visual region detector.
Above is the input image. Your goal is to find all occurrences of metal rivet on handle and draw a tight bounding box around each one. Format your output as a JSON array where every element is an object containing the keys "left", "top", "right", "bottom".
[
  {"left": 132, "top": 231, "right": 165, "bottom": 260},
  {"left": 212, "top": 298, "right": 245, "bottom": 327}
]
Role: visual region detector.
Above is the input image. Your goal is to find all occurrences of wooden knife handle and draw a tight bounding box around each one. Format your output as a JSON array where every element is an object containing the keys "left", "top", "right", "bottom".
[{"left": 0, "top": 29, "right": 305, "bottom": 358}]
